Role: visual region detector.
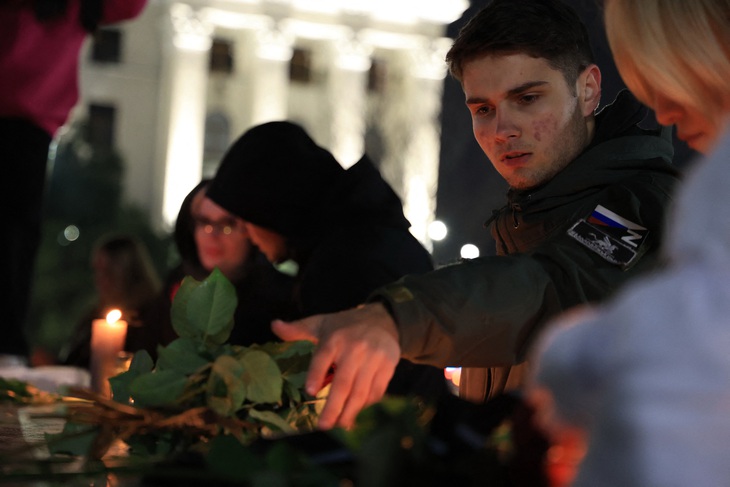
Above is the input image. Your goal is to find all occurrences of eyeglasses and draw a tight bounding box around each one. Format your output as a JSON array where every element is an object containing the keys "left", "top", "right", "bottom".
[{"left": 193, "top": 216, "right": 245, "bottom": 236}]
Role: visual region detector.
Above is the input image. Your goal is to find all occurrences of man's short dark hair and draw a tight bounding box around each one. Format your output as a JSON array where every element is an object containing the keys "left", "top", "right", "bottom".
[{"left": 446, "top": 0, "right": 595, "bottom": 90}]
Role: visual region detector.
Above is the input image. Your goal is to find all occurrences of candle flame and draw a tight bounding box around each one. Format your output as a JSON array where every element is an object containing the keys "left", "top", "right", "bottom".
[{"left": 106, "top": 309, "right": 122, "bottom": 324}]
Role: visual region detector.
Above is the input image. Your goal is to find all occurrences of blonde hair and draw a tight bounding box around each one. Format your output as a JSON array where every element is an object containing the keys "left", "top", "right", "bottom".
[{"left": 605, "top": 0, "right": 730, "bottom": 131}]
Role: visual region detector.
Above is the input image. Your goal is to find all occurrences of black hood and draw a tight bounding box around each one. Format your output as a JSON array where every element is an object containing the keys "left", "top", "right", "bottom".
[
  {"left": 320, "top": 154, "right": 412, "bottom": 231},
  {"left": 207, "top": 121, "right": 345, "bottom": 237},
  {"left": 208, "top": 121, "right": 411, "bottom": 238}
]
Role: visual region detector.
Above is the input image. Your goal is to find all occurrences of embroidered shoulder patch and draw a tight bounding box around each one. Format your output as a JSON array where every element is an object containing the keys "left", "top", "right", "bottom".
[{"left": 567, "top": 205, "right": 648, "bottom": 268}]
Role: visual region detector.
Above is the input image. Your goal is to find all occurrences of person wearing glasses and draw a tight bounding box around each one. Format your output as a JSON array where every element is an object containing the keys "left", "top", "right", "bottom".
[
  {"left": 206, "top": 121, "right": 448, "bottom": 401},
  {"left": 159, "top": 179, "right": 296, "bottom": 347}
]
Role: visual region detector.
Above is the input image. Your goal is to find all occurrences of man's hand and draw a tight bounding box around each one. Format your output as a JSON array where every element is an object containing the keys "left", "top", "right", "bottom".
[{"left": 272, "top": 302, "right": 401, "bottom": 430}]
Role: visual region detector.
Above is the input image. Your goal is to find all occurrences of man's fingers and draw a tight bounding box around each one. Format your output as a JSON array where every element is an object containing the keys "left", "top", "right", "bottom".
[
  {"left": 365, "top": 363, "right": 392, "bottom": 407},
  {"left": 272, "top": 318, "right": 320, "bottom": 343},
  {"left": 337, "top": 366, "right": 384, "bottom": 429},
  {"left": 305, "top": 340, "right": 338, "bottom": 396},
  {"left": 315, "top": 352, "right": 360, "bottom": 429}
]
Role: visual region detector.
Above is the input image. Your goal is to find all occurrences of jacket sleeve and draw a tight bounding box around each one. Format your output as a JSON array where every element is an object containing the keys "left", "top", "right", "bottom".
[
  {"left": 101, "top": 0, "right": 147, "bottom": 24},
  {"left": 370, "top": 173, "right": 676, "bottom": 369}
]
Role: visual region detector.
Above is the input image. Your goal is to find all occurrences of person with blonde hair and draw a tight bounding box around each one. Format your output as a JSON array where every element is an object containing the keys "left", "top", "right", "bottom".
[
  {"left": 604, "top": 0, "right": 730, "bottom": 154},
  {"left": 529, "top": 1, "right": 730, "bottom": 485}
]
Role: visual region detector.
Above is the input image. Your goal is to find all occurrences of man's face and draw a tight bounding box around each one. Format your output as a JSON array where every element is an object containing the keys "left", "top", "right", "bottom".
[
  {"left": 244, "top": 222, "right": 288, "bottom": 264},
  {"left": 463, "top": 53, "right": 598, "bottom": 190}
]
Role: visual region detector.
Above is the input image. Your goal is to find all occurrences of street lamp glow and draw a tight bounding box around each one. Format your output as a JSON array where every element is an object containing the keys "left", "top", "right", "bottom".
[
  {"left": 428, "top": 220, "right": 448, "bottom": 241},
  {"left": 460, "top": 243, "right": 480, "bottom": 259}
]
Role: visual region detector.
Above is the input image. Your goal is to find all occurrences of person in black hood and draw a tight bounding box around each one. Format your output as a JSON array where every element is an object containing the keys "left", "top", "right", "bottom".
[{"left": 207, "top": 121, "right": 447, "bottom": 400}]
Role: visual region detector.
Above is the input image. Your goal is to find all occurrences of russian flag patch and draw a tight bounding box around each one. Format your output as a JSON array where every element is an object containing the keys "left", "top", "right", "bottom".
[{"left": 567, "top": 205, "right": 648, "bottom": 268}]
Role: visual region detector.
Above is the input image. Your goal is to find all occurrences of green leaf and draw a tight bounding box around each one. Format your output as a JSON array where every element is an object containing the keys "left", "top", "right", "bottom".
[
  {"left": 239, "top": 350, "right": 283, "bottom": 404},
  {"left": 130, "top": 370, "right": 188, "bottom": 407},
  {"left": 282, "top": 371, "right": 308, "bottom": 390},
  {"left": 170, "top": 270, "right": 237, "bottom": 347},
  {"left": 110, "top": 350, "right": 154, "bottom": 405},
  {"left": 248, "top": 409, "right": 296, "bottom": 434},
  {"left": 170, "top": 275, "right": 201, "bottom": 339},
  {"left": 283, "top": 378, "right": 302, "bottom": 404},
  {"left": 128, "top": 349, "right": 154, "bottom": 373},
  {"left": 157, "top": 337, "right": 210, "bottom": 374},
  {"left": 188, "top": 269, "right": 237, "bottom": 346},
  {"left": 206, "top": 355, "right": 246, "bottom": 416}
]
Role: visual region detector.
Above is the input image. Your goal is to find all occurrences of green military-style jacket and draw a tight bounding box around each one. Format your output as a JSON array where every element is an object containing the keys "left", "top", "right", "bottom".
[{"left": 371, "top": 91, "right": 681, "bottom": 402}]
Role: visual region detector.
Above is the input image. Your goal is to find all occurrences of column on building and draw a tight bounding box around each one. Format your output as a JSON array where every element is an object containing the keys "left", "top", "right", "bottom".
[
  {"left": 247, "top": 24, "right": 294, "bottom": 126},
  {"left": 324, "top": 35, "right": 372, "bottom": 169},
  {"left": 156, "top": 2, "right": 212, "bottom": 229},
  {"left": 377, "top": 40, "right": 450, "bottom": 250},
  {"left": 226, "top": 27, "right": 257, "bottom": 141}
]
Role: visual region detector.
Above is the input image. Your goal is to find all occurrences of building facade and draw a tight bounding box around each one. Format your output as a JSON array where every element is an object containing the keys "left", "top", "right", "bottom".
[{"left": 73, "top": 0, "right": 468, "bottom": 249}]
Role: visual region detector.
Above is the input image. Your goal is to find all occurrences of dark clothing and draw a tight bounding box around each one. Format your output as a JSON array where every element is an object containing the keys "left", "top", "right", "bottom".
[
  {"left": 229, "top": 258, "right": 298, "bottom": 345},
  {"left": 288, "top": 156, "right": 447, "bottom": 399},
  {"left": 371, "top": 91, "right": 681, "bottom": 402},
  {"left": 0, "top": 118, "right": 51, "bottom": 356},
  {"left": 208, "top": 123, "right": 448, "bottom": 400},
  {"left": 292, "top": 157, "right": 434, "bottom": 316},
  {"left": 276, "top": 157, "right": 445, "bottom": 398}
]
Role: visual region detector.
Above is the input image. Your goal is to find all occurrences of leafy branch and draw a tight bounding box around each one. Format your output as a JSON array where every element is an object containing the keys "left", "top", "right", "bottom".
[{"left": 48, "top": 268, "right": 325, "bottom": 459}]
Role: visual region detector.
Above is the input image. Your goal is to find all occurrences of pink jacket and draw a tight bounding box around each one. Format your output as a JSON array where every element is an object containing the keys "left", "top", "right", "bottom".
[{"left": 0, "top": 0, "right": 147, "bottom": 136}]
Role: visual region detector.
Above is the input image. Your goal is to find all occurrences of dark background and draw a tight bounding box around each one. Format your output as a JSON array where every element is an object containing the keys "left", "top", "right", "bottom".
[{"left": 432, "top": 0, "right": 697, "bottom": 265}]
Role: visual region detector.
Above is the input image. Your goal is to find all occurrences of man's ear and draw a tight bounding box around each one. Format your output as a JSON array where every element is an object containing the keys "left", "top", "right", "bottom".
[{"left": 579, "top": 64, "right": 602, "bottom": 115}]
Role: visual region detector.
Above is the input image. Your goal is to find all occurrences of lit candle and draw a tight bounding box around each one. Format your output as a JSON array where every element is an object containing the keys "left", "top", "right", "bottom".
[{"left": 90, "top": 309, "right": 128, "bottom": 398}]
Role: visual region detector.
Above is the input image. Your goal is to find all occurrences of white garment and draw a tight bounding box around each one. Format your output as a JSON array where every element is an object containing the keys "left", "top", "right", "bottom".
[{"left": 531, "top": 129, "right": 730, "bottom": 487}]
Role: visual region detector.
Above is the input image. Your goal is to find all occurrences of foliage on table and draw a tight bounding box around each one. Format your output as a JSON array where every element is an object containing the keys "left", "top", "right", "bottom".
[
  {"left": 46, "top": 268, "right": 325, "bottom": 461},
  {"left": 1, "top": 269, "right": 547, "bottom": 486},
  {"left": 0, "top": 377, "right": 57, "bottom": 405}
]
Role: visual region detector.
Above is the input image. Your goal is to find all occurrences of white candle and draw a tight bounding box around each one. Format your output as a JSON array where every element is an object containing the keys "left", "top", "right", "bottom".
[{"left": 90, "top": 309, "right": 128, "bottom": 398}]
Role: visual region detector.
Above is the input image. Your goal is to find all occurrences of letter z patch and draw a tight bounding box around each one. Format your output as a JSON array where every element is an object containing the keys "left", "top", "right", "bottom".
[{"left": 567, "top": 205, "right": 648, "bottom": 268}]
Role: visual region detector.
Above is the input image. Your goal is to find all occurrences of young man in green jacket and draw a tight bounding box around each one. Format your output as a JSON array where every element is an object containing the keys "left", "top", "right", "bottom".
[{"left": 273, "top": 0, "right": 681, "bottom": 429}]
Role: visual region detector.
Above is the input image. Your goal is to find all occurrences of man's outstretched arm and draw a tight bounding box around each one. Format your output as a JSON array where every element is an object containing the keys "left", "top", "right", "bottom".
[{"left": 272, "top": 302, "right": 401, "bottom": 430}]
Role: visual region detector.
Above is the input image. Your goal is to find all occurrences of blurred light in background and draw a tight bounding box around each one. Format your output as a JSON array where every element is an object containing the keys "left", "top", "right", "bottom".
[
  {"left": 460, "top": 243, "right": 479, "bottom": 259},
  {"left": 428, "top": 220, "right": 447, "bottom": 241}
]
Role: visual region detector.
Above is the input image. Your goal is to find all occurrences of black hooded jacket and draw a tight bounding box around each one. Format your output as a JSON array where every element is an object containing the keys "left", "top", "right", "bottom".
[
  {"left": 288, "top": 155, "right": 434, "bottom": 316},
  {"left": 208, "top": 121, "right": 446, "bottom": 399}
]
